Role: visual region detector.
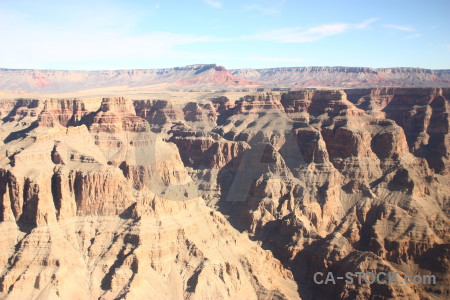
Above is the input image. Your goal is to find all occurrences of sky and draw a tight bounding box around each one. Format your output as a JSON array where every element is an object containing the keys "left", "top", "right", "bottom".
[{"left": 0, "top": 0, "right": 449, "bottom": 70}]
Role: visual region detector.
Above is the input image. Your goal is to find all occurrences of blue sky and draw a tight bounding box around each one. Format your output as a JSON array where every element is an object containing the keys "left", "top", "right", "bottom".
[{"left": 0, "top": 0, "right": 449, "bottom": 70}]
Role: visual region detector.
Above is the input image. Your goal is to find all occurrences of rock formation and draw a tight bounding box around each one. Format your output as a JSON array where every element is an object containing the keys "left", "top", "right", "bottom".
[
  {"left": 232, "top": 67, "right": 450, "bottom": 88},
  {"left": 0, "top": 88, "right": 449, "bottom": 299},
  {"left": 0, "top": 96, "right": 299, "bottom": 299},
  {"left": 1, "top": 65, "right": 450, "bottom": 96}
]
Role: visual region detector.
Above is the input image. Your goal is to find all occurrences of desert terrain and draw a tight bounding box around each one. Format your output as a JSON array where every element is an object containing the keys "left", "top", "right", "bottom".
[{"left": 0, "top": 65, "right": 449, "bottom": 299}]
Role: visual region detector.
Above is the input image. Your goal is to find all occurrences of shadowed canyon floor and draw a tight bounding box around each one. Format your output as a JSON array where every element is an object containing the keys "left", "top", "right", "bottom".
[{"left": 0, "top": 87, "right": 449, "bottom": 299}]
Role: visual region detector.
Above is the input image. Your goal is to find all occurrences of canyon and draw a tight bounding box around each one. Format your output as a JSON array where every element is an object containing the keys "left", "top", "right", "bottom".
[{"left": 0, "top": 66, "right": 449, "bottom": 299}]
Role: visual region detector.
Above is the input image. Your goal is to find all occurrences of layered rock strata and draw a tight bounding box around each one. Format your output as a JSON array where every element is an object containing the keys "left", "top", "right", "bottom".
[
  {"left": 0, "top": 97, "right": 299, "bottom": 299},
  {"left": 0, "top": 89, "right": 449, "bottom": 299}
]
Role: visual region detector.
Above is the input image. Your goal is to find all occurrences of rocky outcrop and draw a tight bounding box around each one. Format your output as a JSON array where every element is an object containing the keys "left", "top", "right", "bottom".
[
  {"left": 90, "top": 97, "right": 149, "bottom": 133},
  {"left": 37, "top": 98, "right": 89, "bottom": 127},
  {"left": 347, "top": 88, "right": 450, "bottom": 174},
  {"left": 294, "top": 127, "right": 329, "bottom": 164},
  {"left": 234, "top": 93, "right": 285, "bottom": 115},
  {"left": 281, "top": 89, "right": 364, "bottom": 118},
  {"left": 208, "top": 88, "right": 450, "bottom": 299},
  {"left": 211, "top": 96, "right": 236, "bottom": 115},
  {"left": 169, "top": 126, "right": 249, "bottom": 169},
  {"left": 134, "top": 99, "right": 182, "bottom": 132},
  {"left": 0, "top": 95, "right": 300, "bottom": 300},
  {"left": 0, "top": 88, "right": 449, "bottom": 299},
  {"left": 232, "top": 67, "right": 450, "bottom": 88},
  {"left": 1, "top": 66, "right": 450, "bottom": 96},
  {"left": 177, "top": 64, "right": 257, "bottom": 86},
  {"left": 1, "top": 99, "right": 43, "bottom": 123},
  {"left": 0, "top": 196, "right": 300, "bottom": 299},
  {"left": 0, "top": 64, "right": 257, "bottom": 95},
  {"left": 183, "top": 102, "right": 217, "bottom": 125}
]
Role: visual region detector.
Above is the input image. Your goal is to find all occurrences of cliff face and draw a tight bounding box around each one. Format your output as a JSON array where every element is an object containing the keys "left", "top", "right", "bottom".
[
  {"left": 37, "top": 98, "right": 89, "bottom": 127},
  {"left": 232, "top": 67, "right": 450, "bottom": 88},
  {"left": 346, "top": 88, "right": 450, "bottom": 174},
  {"left": 0, "top": 96, "right": 299, "bottom": 299},
  {"left": 171, "top": 88, "right": 450, "bottom": 299},
  {"left": 0, "top": 88, "right": 449, "bottom": 299},
  {"left": 0, "top": 64, "right": 257, "bottom": 94},
  {"left": 0, "top": 65, "right": 449, "bottom": 95}
]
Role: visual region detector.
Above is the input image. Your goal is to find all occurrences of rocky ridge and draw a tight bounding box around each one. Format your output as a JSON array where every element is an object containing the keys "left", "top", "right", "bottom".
[
  {"left": 232, "top": 67, "right": 450, "bottom": 88},
  {"left": 0, "top": 88, "right": 449, "bottom": 299},
  {"left": 0, "top": 96, "right": 299, "bottom": 299},
  {"left": 1, "top": 65, "right": 450, "bottom": 95}
]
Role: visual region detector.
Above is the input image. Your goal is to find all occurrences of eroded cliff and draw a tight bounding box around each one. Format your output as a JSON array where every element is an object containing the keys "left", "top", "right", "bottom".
[{"left": 0, "top": 88, "right": 449, "bottom": 299}]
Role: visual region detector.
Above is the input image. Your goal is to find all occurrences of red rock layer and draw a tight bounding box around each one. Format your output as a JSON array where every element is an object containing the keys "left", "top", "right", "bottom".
[{"left": 37, "top": 98, "right": 89, "bottom": 127}]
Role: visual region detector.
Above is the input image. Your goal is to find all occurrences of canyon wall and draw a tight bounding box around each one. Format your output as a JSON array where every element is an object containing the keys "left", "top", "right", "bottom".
[
  {"left": 0, "top": 88, "right": 449, "bottom": 299},
  {"left": 1, "top": 65, "right": 450, "bottom": 95}
]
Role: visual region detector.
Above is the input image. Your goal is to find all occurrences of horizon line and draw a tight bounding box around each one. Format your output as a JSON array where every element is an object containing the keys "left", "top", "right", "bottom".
[{"left": 1, "top": 64, "right": 450, "bottom": 72}]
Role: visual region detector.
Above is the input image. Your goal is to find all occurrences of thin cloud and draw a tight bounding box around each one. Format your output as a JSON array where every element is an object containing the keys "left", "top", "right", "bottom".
[
  {"left": 0, "top": 11, "right": 226, "bottom": 69},
  {"left": 405, "top": 33, "right": 421, "bottom": 39},
  {"left": 384, "top": 24, "right": 420, "bottom": 40},
  {"left": 243, "top": 19, "right": 377, "bottom": 43},
  {"left": 203, "top": 0, "right": 223, "bottom": 8},
  {"left": 244, "top": 24, "right": 350, "bottom": 43},
  {"left": 355, "top": 18, "right": 378, "bottom": 29},
  {"left": 384, "top": 24, "right": 415, "bottom": 32},
  {"left": 246, "top": 56, "right": 304, "bottom": 63},
  {"left": 245, "top": 4, "right": 279, "bottom": 15},
  {"left": 1, "top": 32, "right": 222, "bottom": 68},
  {"left": 175, "top": 52, "right": 304, "bottom": 64}
]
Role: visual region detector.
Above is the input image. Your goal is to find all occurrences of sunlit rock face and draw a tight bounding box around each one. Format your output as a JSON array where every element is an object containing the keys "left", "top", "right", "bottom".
[
  {"left": 0, "top": 88, "right": 449, "bottom": 299},
  {"left": 0, "top": 66, "right": 450, "bottom": 96}
]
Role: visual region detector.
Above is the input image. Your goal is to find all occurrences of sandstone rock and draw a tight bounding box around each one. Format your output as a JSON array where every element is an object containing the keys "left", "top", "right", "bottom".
[
  {"left": 169, "top": 127, "right": 249, "bottom": 170},
  {"left": 90, "top": 97, "right": 149, "bottom": 134},
  {"left": 1, "top": 88, "right": 449, "bottom": 299},
  {"left": 134, "top": 99, "right": 182, "bottom": 132},
  {"left": 37, "top": 98, "right": 89, "bottom": 127}
]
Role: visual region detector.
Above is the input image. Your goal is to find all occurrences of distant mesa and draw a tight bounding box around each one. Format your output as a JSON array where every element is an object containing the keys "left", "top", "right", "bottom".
[
  {"left": 177, "top": 64, "right": 257, "bottom": 86},
  {"left": 1, "top": 64, "right": 450, "bottom": 95}
]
